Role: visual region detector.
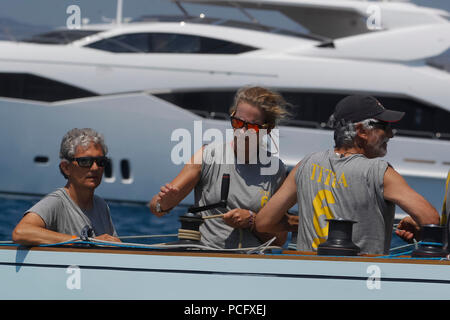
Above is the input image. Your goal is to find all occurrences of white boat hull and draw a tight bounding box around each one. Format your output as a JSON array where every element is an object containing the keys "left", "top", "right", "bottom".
[{"left": 0, "top": 246, "right": 449, "bottom": 300}]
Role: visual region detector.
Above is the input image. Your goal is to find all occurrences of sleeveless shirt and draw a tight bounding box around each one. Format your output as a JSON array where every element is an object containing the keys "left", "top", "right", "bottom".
[
  {"left": 295, "top": 149, "right": 395, "bottom": 254},
  {"left": 195, "top": 142, "right": 286, "bottom": 249}
]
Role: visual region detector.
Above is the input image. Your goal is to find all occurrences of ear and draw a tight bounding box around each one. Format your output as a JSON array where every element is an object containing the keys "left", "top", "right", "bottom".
[
  {"left": 355, "top": 123, "right": 368, "bottom": 141},
  {"left": 59, "top": 161, "right": 71, "bottom": 179}
]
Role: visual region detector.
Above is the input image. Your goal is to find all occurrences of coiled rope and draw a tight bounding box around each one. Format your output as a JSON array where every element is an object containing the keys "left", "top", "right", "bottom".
[
  {"left": 178, "top": 229, "right": 202, "bottom": 241},
  {"left": 177, "top": 213, "right": 244, "bottom": 247},
  {"left": 177, "top": 213, "right": 225, "bottom": 242}
]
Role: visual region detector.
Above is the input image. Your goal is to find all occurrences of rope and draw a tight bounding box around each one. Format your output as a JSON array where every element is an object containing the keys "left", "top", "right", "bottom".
[
  {"left": 247, "top": 237, "right": 277, "bottom": 254},
  {"left": 419, "top": 241, "right": 444, "bottom": 247},
  {"left": 1, "top": 239, "right": 448, "bottom": 259},
  {"left": 178, "top": 229, "right": 201, "bottom": 241},
  {"left": 119, "top": 234, "right": 177, "bottom": 240},
  {"left": 83, "top": 237, "right": 281, "bottom": 253}
]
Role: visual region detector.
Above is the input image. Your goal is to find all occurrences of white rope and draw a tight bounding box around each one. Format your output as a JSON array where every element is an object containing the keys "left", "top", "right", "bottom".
[
  {"left": 86, "top": 237, "right": 281, "bottom": 253},
  {"left": 178, "top": 229, "right": 201, "bottom": 241},
  {"left": 119, "top": 234, "right": 177, "bottom": 240},
  {"left": 247, "top": 237, "right": 277, "bottom": 254}
]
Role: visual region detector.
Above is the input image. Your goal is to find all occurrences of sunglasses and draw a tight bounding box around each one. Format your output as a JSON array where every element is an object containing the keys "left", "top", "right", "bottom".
[
  {"left": 230, "top": 115, "right": 268, "bottom": 133},
  {"left": 369, "top": 121, "right": 391, "bottom": 131},
  {"left": 68, "top": 156, "right": 109, "bottom": 168}
]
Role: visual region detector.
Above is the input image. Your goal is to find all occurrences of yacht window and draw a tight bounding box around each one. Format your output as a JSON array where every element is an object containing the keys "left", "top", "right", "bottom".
[
  {"left": 34, "top": 156, "right": 49, "bottom": 164},
  {"left": 156, "top": 91, "right": 235, "bottom": 117},
  {"left": 0, "top": 73, "right": 97, "bottom": 102},
  {"left": 104, "top": 158, "right": 113, "bottom": 179},
  {"left": 199, "top": 36, "right": 256, "bottom": 54},
  {"left": 87, "top": 33, "right": 150, "bottom": 53},
  {"left": 151, "top": 33, "right": 200, "bottom": 53},
  {"left": 155, "top": 91, "right": 450, "bottom": 140},
  {"left": 120, "top": 159, "right": 133, "bottom": 183},
  {"left": 86, "top": 32, "right": 257, "bottom": 54},
  {"left": 21, "top": 30, "right": 100, "bottom": 44}
]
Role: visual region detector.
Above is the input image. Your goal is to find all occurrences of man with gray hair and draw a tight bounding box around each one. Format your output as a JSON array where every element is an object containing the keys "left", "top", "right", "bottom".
[
  {"left": 254, "top": 95, "right": 439, "bottom": 254},
  {"left": 13, "top": 128, "right": 120, "bottom": 245}
]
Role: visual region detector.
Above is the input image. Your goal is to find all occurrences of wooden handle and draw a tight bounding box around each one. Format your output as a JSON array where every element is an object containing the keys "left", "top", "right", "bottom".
[{"left": 203, "top": 214, "right": 225, "bottom": 220}]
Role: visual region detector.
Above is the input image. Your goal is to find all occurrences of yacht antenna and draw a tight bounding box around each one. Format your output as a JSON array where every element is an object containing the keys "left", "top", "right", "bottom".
[
  {"left": 174, "top": 0, "right": 190, "bottom": 18},
  {"left": 116, "top": 0, "right": 123, "bottom": 25}
]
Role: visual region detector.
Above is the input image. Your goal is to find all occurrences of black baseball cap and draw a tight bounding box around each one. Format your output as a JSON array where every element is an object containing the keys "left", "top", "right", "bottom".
[{"left": 332, "top": 95, "right": 405, "bottom": 124}]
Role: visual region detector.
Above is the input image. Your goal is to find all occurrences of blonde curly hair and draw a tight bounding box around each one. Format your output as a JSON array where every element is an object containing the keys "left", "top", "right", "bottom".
[{"left": 230, "top": 86, "right": 290, "bottom": 129}]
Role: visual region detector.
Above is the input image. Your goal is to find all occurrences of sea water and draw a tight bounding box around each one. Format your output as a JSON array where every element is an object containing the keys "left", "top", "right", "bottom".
[
  {"left": 0, "top": 194, "right": 182, "bottom": 245},
  {"left": 0, "top": 194, "right": 408, "bottom": 251}
]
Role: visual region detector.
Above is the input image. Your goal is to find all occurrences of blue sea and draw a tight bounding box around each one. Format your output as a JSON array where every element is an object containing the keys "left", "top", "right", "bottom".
[
  {"left": 0, "top": 194, "right": 408, "bottom": 251},
  {"left": 0, "top": 194, "right": 183, "bottom": 245}
]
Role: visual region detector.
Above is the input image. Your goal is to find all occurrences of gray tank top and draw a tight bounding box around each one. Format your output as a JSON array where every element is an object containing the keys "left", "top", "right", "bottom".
[
  {"left": 195, "top": 142, "right": 286, "bottom": 249},
  {"left": 25, "top": 188, "right": 118, "bottom": 237},
  {"left": 295, "top": 149, "right": 394, "bottom": 254}
]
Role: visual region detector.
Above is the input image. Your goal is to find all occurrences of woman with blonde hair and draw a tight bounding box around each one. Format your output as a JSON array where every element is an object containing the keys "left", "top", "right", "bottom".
[{"left": 149, "top": 86, "right": 291, "bottom": 249}]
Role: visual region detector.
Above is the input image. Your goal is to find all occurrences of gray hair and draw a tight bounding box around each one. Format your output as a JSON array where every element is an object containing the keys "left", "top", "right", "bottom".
[
  {"left": 327, "top": 116, "right": 377, "bottom": 148},
  {"left": 59, "top": 128, "right": 108, "bottom": 160}
]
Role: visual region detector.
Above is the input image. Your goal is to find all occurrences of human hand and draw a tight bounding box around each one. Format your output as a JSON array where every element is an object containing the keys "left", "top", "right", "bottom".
[
  {"left": 95, "top": 233, "right": 122, "bottom": 243},
  {"left": 223, "top": 209, "right": 253, "bottom": 229},
  {"left": 395, "top": 216, "right": 420, "bottom": 242},
  {"left": 155, "top": 183, "right": 180, "bottom": 216}
]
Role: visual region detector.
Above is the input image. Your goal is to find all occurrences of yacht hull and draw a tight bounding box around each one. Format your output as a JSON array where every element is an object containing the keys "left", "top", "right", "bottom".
[{"left": 0, "top": 245, "right": 449, "bottom": 300}]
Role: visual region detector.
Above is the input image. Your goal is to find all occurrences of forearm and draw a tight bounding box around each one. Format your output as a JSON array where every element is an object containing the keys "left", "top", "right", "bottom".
[
  {"left": 255, "top": 164, "right": 299, "bottom": 233},
  {"left": 12, "top": 224, "right": 74, "bottom": 246},
  {"left": 384, "top": 167, "right": 439, "bottom": 227},
  {"left": 256, "top": 213, "right": 293, "bottom": 233},
  {"left": 149, "top": 162, "right": 202, "bottom": 216},
  {"left": 149, "top": 184, "right": 191, "bottom": 216},
  {"left": 397, "top": 193, "right": 439, "bottom": 226}
]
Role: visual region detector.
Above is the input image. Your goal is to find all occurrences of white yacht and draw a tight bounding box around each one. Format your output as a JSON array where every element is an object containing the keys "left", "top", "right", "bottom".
[{"left": 0, "top": 0, "right": 449, "bottom": 214}]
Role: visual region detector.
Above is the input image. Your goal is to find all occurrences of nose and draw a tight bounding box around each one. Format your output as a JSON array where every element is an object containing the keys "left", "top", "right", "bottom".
[
  {"left": 90, "top": 160, "right": 100, "bottom": 171},
  {"left": 235, "top": 126, "right": 247, "bottom": 134}
]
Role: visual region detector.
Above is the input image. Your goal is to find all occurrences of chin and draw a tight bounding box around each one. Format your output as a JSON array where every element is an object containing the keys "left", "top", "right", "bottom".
[{"left": 84, "top": 179, "right": 101, "bottom": 189}]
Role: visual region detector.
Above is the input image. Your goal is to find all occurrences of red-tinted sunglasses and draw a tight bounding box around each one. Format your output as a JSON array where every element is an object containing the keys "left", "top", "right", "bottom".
[{"left": 230, "top": 112, "right": 269, "bottom": 133}]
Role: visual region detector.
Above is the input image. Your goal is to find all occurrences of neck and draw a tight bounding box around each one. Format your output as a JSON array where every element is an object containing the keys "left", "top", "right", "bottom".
[
  {"left": 64, "top": 183, "right": 94, "bottom": 211},
  {"left": 232, "top": 140, "right": 260, "bottom": 164},
  {"left": 334, "top": 146, "right": 364, "bottom": 158}
]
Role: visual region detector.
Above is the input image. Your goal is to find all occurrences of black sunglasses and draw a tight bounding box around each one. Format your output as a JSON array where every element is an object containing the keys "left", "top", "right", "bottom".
[
  {"left": 369, "top": 121, "right": 391, "bottom": 131},
  {"left": 68, "top": 156, "right": 109, "bottom": 168}
]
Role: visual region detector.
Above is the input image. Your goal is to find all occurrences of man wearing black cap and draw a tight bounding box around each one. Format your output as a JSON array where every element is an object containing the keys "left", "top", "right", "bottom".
[{"left": 254, "top": 95, "right": 439, "bottom": 254}]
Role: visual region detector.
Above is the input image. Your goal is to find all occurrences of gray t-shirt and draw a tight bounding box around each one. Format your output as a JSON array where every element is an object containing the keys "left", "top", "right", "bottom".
[
  {"left": 195, "top": 142, "right": 286, "bottom": 249},
  {"left": 26, "top": 188, "right": 118, "bottom": 237},
  {"left": 295, "top": 149, "right": 395, "bottom": 254}
]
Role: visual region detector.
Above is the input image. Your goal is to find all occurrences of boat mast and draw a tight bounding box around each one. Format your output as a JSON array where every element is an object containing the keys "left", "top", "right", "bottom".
[{"left": 116, "top": 0, "right": 123, "bottom": 25}]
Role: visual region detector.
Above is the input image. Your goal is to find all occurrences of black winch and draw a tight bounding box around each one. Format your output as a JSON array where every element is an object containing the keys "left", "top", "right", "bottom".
[
  {"left": 412, "top": 224, "right": 448, "bottom": 258},
  {"left": 317, "top": 219, "right": 360, "bottom": 256},
  {"left": 173, "top": 173, "right": 230, "bottom": 245}
]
